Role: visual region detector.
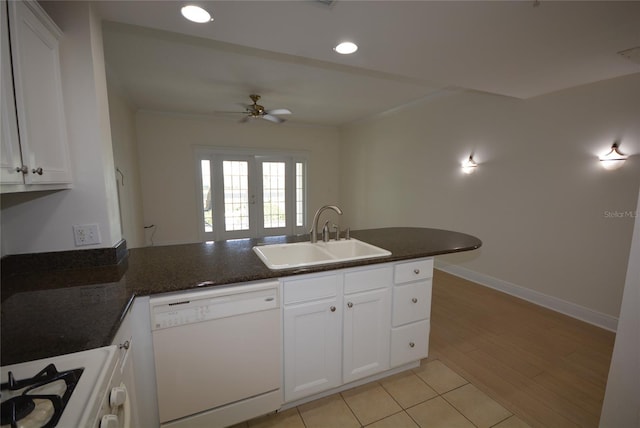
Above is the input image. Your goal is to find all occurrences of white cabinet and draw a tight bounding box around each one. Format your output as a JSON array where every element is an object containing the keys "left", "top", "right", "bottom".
[
  {"left": 283, "top": 273, "right": 342, "bottom": 402},
  {"left": 1, "top": 0, "right": 71, "bottom": 192},
  {"left": 343, "top": 266, "right": 392, "bottom": 383},
  {"left": 282, "top": 264, "right": 395, "bottom": 401},
  {"left": 0, "top": 1, "right": 22, "bottom": 184},
  {"left": 390, "top": 258, "right": 433, "bottom": 367}
]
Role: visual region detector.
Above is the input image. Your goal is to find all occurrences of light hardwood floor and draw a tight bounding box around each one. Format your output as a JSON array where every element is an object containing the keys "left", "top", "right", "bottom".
[{"left": 429, "top": 269, "right": 616, "bottom": 428}]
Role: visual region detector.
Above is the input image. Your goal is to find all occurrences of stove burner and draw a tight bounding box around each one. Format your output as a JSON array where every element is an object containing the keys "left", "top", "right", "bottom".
[{"left": 1, "top": 363, "right": 84, "bottom": 428}]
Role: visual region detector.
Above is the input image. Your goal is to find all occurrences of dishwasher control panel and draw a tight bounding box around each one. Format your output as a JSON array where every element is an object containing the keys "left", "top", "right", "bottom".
[{"left": 150, "top": 281, "right": 279, "bottom": 330}]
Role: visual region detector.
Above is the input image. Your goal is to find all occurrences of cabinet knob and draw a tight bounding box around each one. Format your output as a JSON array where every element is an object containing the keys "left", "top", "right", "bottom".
[
  {"left": 32, "top": 167, "right": 43, "bottom": 175},
  {"left": 412, "top": 297, "right": 418, "bottom": 303},
  {"left": 109, "top": 386, "right": 127, "bottom": 407},
  {"left": 15, "top": 166, "right": 28, "bottom": 174},
  {"left": 409, "top": 342, "right": 415, "bottom": 348},
  {"left": 413, "top": 269, "right": 420, "bottom": 275},
  {"left": 330, "top": 306, "right": 336, "bottom": 312},
  {"left": 119, "top": 340, "right": 130, "bottom": 350},
  {"left": 347, "top": 302, "right": 353, "bottom": 308},
  {"left": 100, "top": 414, "right": 119, "bottom": 428}
]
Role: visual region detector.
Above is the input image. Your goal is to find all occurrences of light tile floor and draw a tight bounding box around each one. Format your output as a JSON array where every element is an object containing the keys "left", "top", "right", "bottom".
[{"left": 233, "top": 359, "right": 531, "bottom": 428}]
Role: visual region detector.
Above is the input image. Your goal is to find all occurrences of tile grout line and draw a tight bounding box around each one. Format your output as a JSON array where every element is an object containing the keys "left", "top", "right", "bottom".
[
  {"left": 411, "top": 359, "right": 485, "bottom": 428},
  {"left": 339, "top": 388, "right": 371, "bottom": 427},
  {"left": 439, "top": 388, "right": 481, "bottom": 428},
  {"left": 294, "top": 406, "right": 309, "bottom": 428}
]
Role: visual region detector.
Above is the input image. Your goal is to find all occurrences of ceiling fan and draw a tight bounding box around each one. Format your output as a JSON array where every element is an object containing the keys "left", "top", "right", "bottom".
[{"left": 239, "top": 94, "right": 291, "bottom": 123}]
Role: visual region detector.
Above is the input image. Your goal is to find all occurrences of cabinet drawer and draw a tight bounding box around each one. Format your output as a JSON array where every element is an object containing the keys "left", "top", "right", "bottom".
[
  {"left": 394, "top": 259, "right": 433, "bottom": 284},
  {"left": 392, "top": 280, "right": 432, "bottom": 327},
  {"left": 283, "top": 274, "right": 338, "bottom": 305},
  {"left": 344, "top": 265, "right": 392, "bottom": 294},
  {"left": 390, "top": 320, "right": 430, "bottom": 368}
]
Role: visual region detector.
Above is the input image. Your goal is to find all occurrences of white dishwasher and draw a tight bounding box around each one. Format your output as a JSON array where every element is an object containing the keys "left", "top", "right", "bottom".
[{"left": 150, "top": 281, "right": 282, "bottom": 428}]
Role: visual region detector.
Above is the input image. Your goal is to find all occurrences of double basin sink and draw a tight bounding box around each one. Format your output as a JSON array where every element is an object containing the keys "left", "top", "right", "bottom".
[{"left": 253, "top": 239, "right": 391, "bottom": 270}]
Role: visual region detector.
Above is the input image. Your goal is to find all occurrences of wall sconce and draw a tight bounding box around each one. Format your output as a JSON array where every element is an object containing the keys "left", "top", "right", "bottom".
[
  {"left": 461, "top": 155, "right": 478, "bottom": 174},
  {"left": 599, "top": 142, "right": 627, "bottom": 170}
]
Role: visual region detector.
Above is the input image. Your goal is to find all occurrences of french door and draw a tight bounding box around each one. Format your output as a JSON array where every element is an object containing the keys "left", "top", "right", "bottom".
[{"left": 198, "top": 152, "right": 306, "bottom": 241}]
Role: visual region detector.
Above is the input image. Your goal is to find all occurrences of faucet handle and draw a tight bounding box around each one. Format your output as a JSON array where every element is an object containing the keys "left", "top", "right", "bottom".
[
  {"left": 332, "top": 224, "right": 340, "bottom": 241},
  {"left": 322, "top": 221, "right": 331, "bottom": 242},
  {"left": 345, "top": 227, "right": 350, "bottom": 240}
]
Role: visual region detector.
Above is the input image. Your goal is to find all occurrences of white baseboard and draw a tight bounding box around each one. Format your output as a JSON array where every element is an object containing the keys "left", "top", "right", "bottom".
[{"left": 435, "top": 261, "right": 618, "bottom": 332}]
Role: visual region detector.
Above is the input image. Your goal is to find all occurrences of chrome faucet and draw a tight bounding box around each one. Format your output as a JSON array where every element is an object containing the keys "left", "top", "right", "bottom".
[{"left": 310, "top": 205, "right": 343, "bottom": 243}]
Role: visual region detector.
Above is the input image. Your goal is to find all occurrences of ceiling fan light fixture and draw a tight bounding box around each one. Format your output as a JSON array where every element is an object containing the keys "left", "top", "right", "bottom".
[
  {"left": 334, "top": 42, "right": 358, "bottom": 55},
  {"left": 239, "top": 94, "right": 291, "bottom": 124},
  {"left": 181, "top": 5, "right": 212, "bottom": 23}
]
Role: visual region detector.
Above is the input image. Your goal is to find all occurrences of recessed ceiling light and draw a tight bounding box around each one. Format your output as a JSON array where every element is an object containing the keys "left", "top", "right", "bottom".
[
  {"left": 334, "top": 42, "right": 358, "bottom": 55},
  {"left": 181, "top": 5, "right": 212, "bottom": 23}
]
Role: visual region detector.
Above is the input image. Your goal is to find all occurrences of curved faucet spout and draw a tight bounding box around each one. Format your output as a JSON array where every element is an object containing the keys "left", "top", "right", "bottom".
[{"left": 310, "top": 205, "right": 343, "bottom": 243}]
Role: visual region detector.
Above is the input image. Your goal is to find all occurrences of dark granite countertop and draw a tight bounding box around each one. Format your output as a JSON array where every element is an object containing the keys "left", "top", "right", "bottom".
[{"left": 1, "top": 227, "right": 481, "bottom": 365}]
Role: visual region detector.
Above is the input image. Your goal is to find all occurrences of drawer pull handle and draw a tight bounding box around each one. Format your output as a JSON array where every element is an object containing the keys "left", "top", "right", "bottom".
[
  {"left": 32, "top": 167, "right": 43, "bottom": 175},
  {"left": 330, "top": 306, "right": 336, "bottom": 312},
  {"left": 409, "top": 342, "right": 415, "bottom": 348},
  {"left": 412, "top": 297, "right": 418, "bottom": 303},
  {"left": 413, "top": 269, "right": 420, "bottom": 275},
  {"left": 347, "top": 302, "right": 353, "bottom": 308}
]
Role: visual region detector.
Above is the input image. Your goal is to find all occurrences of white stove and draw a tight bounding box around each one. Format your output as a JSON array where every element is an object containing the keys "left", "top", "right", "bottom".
[{"left": 1, "top": 346, "right": 123, "bottom": 428}]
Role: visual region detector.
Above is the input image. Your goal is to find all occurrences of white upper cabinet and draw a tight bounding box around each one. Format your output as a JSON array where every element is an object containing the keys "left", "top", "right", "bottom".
[
  {"left": 1, "top": 0, "right": 71, "bottom": 192},
  {"left": 1, "top": 1, "right": 22, "bottom": 184}
]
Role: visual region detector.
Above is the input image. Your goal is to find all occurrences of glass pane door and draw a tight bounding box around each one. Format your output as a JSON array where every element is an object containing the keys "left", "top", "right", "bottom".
[
  {"left": 223, "top": 160, "right": 250, "bottom": 232},
  {"left": 197, "top": 152, "right": 306, "bottom": 241},
  {"left": 213, "top": 157, "right": 258, "bottom": 240},
  {"left": 261, "top": 161, "right": 287, "bottom": 234}
]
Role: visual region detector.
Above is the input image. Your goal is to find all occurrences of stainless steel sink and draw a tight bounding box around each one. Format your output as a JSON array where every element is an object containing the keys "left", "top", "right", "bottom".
[{"left": 253, "top": 239, "right": 391, "bottom": 270}]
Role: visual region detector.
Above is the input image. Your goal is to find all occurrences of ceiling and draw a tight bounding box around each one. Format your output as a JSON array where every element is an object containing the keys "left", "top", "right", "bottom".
[{"left": 98, "top": 1, "right": 640, "bottom": 127}]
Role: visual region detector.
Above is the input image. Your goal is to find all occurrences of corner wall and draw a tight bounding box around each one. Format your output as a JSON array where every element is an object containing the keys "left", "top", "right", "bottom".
[
  {"left": 339, "top": 73, "right": 640, "bottom": 320},
  {"left": 600, "top": 186, "right": 640, "bottom": 425},
  {"left": 108, "top": 76, "right": 145, "bottom": 248}
]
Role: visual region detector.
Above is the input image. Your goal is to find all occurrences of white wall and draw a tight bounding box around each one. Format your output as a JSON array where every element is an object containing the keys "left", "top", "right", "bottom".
[
  {"left": 135, "top": 111, "right": 341, "bottom": 246},
  {"left": 1, "top": 1, "right": 121, "bottom": 254},
  {"left": 108, "top": 76, "right": 145, "bottom": 248},
  {"left": 600, "top": 186, "right": 640, "bottom": 427},
  {"left": 340, "top": 73, "right": 640, "bottom": 320}
]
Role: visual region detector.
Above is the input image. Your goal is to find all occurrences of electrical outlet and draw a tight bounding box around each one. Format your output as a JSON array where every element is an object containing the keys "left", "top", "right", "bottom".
[{"left": 73, "top": 224, "right": 102, "bottom": 246}]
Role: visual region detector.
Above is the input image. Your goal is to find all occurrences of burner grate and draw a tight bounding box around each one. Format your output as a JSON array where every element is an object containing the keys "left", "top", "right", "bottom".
[{"left": 1, "top": 363, "right": 84, "bottom": 428}]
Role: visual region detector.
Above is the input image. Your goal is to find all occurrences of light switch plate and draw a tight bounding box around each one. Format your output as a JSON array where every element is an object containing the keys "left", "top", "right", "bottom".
[{"left": 73, "top": 224, "right": 102, "bottom": 246}]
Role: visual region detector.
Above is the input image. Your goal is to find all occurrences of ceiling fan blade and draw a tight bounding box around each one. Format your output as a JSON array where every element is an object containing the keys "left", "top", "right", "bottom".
[
  {"left": 262, "top": 114, "right": 285, "bottom": 123},
  {"left": 266, "top": 108, "right": 291, "bottom": 115}
]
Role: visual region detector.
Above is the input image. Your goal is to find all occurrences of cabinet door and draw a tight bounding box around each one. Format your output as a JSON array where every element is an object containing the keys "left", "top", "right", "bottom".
[
  {"left": 343, "top": 288, "right": 391, "bottom": 383},
  {"left": 1, "top": 2, "right": 23, "bottom": 184},
  {"left": 283, "top": 297, "right": 342, "bottom": 402},
  {"left": 392, "top": 280, "right": 432, "bottom": 327},
  {"left": 9, "top": 1, "right": 70, "bottom": 184},
  {"left": 391, "top": 320, "right": 430, "bottom": 368}
]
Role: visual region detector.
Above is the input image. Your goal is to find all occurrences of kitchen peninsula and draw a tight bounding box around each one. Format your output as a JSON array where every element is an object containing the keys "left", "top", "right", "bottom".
[{"left": 1, "top": 227, "right": 481, "bottom": 366}]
